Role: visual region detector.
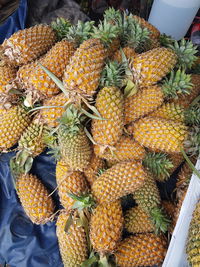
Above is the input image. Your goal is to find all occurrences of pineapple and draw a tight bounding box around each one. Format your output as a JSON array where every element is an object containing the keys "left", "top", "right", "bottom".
[
  {"left": 92, "top": 161, "right": 147, "bottom": 204},
  {"left": 113, "top": 47, "right": 137, "bottom": 62},
  {"left": 124, "top": 69, "right": 193, "bottom": 124},
  {"left": 83, "top": 153, "right": 106, "bottom": 186},
  {"left": 58, "top": 106, "right": 92, "bottom": 171},
  {"left": 0, "top": 104, "right": 31, "bottom": 151},
  {"left": 90, "top": 201, "right": 123, "bottom": 253},
  {"left": 91, "top": 61, "right": 124, "bottom": 153},
  {"left": 186, "top": 200, "right": 200, "bottom": 267},
  {"left": 124, "top": 206, "right": 155, "bottom": 234},
  {"left": 40, "top": 93, "right": 70, "bottom": 128},
  {"left": 130, "top": 117, "right": 188, "bottom": 154},
  {"left": 133, "top": 173, "right": 170, "bottom": 233},
  {"left": 63, "top": 20, "right": 119, "bottom": 101},
  {"left": 56, "top": 211, "right": 88, "bottom": 267},
  {"left": 16, "top": 173, "right": 55, "bottom": 224},
  {"left": 2, "top": 25, "right": 57, "bottom": 66},
  {"left": 94, "top": 135, "right": 146, "bottom": 162},
  {"left": 114, "top": 233, "right": 167, "bottom": 267},
  {"left": 0, "top": 65, "right": 17, "bottom": 94},
  {"left": 162, "top": 200, "right": 176, "bottom": 233},
  {"left": 130, "top": 47, "right": 177, "bottom": 87},
  {"left": 56, "top": 160, "right": 88, "bottom": 210},
  {"left": 26, "top": 40, "right": 75, "bottom": 101}
]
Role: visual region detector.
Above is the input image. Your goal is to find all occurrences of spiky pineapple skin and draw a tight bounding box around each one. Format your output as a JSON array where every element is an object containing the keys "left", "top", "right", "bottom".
[
  {"left": 131, "top": 117, "right": 188, "bottom": 153},
  {"left": 0, "top": 105, "right": 31, "bottom": 150},
  {"left": 94, "top": 135, "right": 146, "bottom": 162},
  {"left": 172, "top": 74, "right": 200, "bottom": 108},
  {"left": 16, "top": 173, "right": 55, "bottom": 224},
  {"left": 63, "top": 38, "right": 107, "bottom": 100},
  {"left": 83, "top": 153, "right": 106, "bottom": 186},
  {"left": 59, "top": 127, "right": 92, "bottom": 171},
  {"left": 56, "top": 160, "right": 88, "bottom": 210},
  {"left": 92, "top": 86, "right": 124, "bottom": 148},
  {"left": 0, "top": 65, "right": 17, "bottom": 93},
  {"left": 186, "top": 201, "right": 200, "bottom": 267},
  {"left": 115, "top": 233, "right": 167, "bottom": 267},
  {"left": 56, "top": 211, "right": 88, "bottom": 267},
  {"left": 130, "top": 47, "right": 177, "bottom": 87},
  {"left": 29, "top": 40, "right": 75, "bottom": 98},
  {"left": 18, "top": 120, "right": 46, "bottom": 156},
  {"left": 125, "top": 85, "right": 164, "bottom": 124},
  {"left": 113, "top": 46, "right": 137, "bottom": 62},
  {"left": 150, "top": 102, "right": 185, "bottom": 122},
  {"left": 2, "top": 25, "right": 56, "bottom": 66},
  {"left": 41, "top": 93, "right": 69, "bottom": 128},
  {"left": 90, "top": 201, "right": 123, "bottom": 253},
  {"left": 124, "top": 206, "right": 155, "bottom": 234},
  {"left": 92, "top": 161, "right": 147, "bottom": 204}
]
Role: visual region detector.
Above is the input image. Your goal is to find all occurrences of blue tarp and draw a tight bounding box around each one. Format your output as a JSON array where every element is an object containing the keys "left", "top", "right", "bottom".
[{"left": 0, "top": 0, "right": 27, "bottom": 44}]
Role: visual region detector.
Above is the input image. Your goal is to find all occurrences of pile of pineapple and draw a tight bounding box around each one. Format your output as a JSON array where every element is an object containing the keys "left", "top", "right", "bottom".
[{"left": 0, "top": 7, "right": 200, "bottom": 267}]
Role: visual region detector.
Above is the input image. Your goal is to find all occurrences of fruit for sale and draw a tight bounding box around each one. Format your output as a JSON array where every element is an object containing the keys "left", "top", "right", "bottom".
[
  {"left": 133, "top": 173, "right": 170, "bottom": 233},
  {"left": 124, "top": 206, "right": 155, "bottom": 234},
  {"left": 90, "top": 200, "right": 123, "bottom": 253},
  {"left": 92, "top": 161, "right": 147, "bottom": 204},
  {"left": 115, "top": 233, "right": 167, "bottom": 267},
  {"left": 16, "top": 173, "right": 55, "bottom": 224},
  {"left": 0, "top": 104, "right": 31, "bottom": 151},
  {"left": 56, "top": 211, "right": 88, "bottom": 267},
  {"left": 130, "top": 117, "right": 188, "bottom": 154},
  {"left": 91, "top": 61, "right": 124, "bottom": 153},
  {"left": 0, "top": 65, "right": 17, "bottom": 94},
  {"left": 186, "top": 200, "right": 200, "bottom": 267},
  {"left": 56, "top": 160, "right": 88, "bottom": 210},
  {"left": 2, "top": 25, "right": 57, "bottom": 66},
  {"left": 58, "top": 105, "right": 92, "bottom": 171},
  {"left": 83, "top": 153, "right": 106, "bottom": 186}
]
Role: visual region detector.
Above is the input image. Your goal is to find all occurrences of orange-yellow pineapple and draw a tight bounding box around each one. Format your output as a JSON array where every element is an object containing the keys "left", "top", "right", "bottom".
[
  {"left": 0, "top": 65, "right": 17, "bottom": 94},
  {"left": 113, "top": 47, "right": 137, "bottom": 62},
  {"left": 115, "top": 233, "right": 167, "bottom": 267},
  {"left": 56, "top": 211, "right": 88, "bottom": 267},
  {"left": 2, "top": 25, "right": 56, "bottom": 66},
  {"left": 90, "top": 201, "right": 123, "bottom": 253},
  {"left": 16, "top": 173, "right": 55, "bottom": 224},
  {"left": 56, "top": 160, "right": 88, "bottom": 210},
  {"left": 92, "top": 161, "right": 147, "bottom": 204}
]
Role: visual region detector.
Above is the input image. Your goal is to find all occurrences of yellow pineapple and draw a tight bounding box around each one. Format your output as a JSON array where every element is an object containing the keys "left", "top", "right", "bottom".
[
  {"left": 115, "top": 233, "right": 167, "bottom": 267},
  {"left": 27, "top": 40, "right": 75, "bottom": 101},
  {"left": 56, "top": 211, "right": 88, "bottom": 267},
  {"left": 40, "top": 93, "right": 70, "bottom": 128},
  {"left": 124, "top": 206, "right": 155, "bottom": 234},
  {"left": 56, "top": 160, "right": 88, "bottom": 210},
  {"left": 83, "top": 153, "right": 106, "bottom": 186},
  {"left": 186, "top": 200, "right": 200, "bottom": 267},
  {"left": 16, "top": 173, "right": 55, "bottom": 224},
  {"left": 90, "top": 201, "right": 123, "bottom": 253},
  {"left": 0, "top": 65, "right": 17, "bottom": 94},
  {"left": 2, "top": 25, "right": 56, "bottom": 66},
  {"left": 113, "top": 46, "right": 137, "bottom": 62},
  {"left": 130, "top": 47, "right": 177, "bottom": 87},
  {"left": 94, "top": 135, "right": 146, "bottom": 162},
  {"left": 0, "top": 104, "right": 31, "bottom": 151},
  {"left": 92, "top": 161, "right": 147, "bottom": 204},
  {"left": 130, "top": 117, "right": 188, "bottom": 153}
]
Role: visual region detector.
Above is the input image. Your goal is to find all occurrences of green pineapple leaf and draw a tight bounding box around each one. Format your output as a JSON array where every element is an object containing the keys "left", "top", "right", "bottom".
[
  {"left": 51, "top": 17, "right": 72, "bottom": 41},
  {"left": 184, "top": 99, "right": 200, "bottom": 125},
  {"left": 68, "top": 193, "right": 96, "bottom": 211},
  {"left": 150, "top": 206, "right": 171, "bottom": 234},
  {"left": 181, "top": 148, "right": 200, "bottom": 179}
]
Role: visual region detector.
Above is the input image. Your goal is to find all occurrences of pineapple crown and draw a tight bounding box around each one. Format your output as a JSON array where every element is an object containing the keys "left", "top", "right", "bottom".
[
  {"left": 103, "top": 7, "right": 122, "bottom": 26},
  {"left": 161, "top": 69, "right": 193, "bottom": 99},
  {"left": 10, "top": 150, "right": 34, "bottom": 177},
  {"left": 150, "top": 206, "right": 171, "bottom": 234},
  {"left": 142, "top": 152, "right": 174, "bottom": 180},
  {"left": 91, "top": 19, "right": 120, "bottom": 48},
  {"left": 184, "top": 98, "right": 200, "bottom": 125},
  {"left": 43, "top": 131, "right": 61, "bottom": 161},
  {"left": 167, "top": 39, "right": 198, "bottom": 70},
  {"left": 59, "top": 105, "right": 86, "bottom": 134},
  {"left": 100, "top": 60, "right": 126, "bottom": 88},
  {"left": 159, "top": 33, "right": 174, "bottom": 47},
  {"left": 66, "top": 20, "right": 95, "bottom": 47},
  {"left": 184, "top": 125, "right": 200, "bottom": 156},
  {"left": 51, "top": 17, "right": 72, "bottom": 41},
  {"left": 67, "top": 193, "right": 96, "bottom": 211},
  {"left": 121, "top": 13, "right": 150, "bottom": 51}
]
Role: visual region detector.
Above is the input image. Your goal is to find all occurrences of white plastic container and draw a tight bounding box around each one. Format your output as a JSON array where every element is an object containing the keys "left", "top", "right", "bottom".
[
  {"left": 148, "top": 0, "right": 200, "bottom": 40},
  {"left": 163, "top": 158, "right": 200, "bottom": 267}
]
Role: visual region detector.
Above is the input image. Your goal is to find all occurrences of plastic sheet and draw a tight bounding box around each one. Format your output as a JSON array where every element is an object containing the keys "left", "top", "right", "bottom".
[
  {"left": 0, "top": 0, "right": 27, "bottom": 44},
  {"left": 0, "top": 151, "right": 63, "bottom": 267}
]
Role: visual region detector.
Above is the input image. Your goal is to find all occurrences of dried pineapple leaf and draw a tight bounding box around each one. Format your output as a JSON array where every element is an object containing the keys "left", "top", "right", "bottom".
[{"left": 64, "top": 213, "right": 73, "bottom": 234}]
